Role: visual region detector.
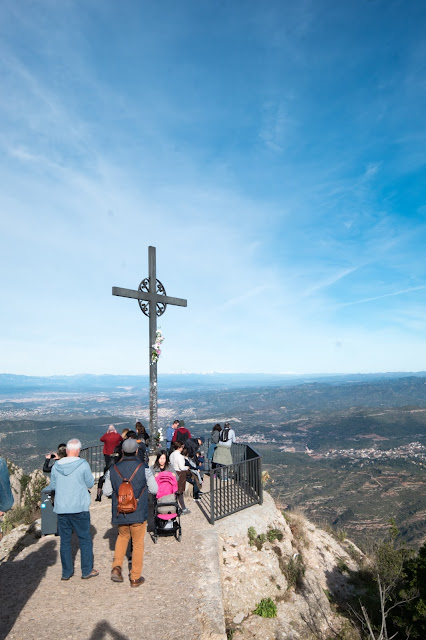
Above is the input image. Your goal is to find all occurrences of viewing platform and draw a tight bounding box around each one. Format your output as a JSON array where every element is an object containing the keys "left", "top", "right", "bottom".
[
  {"left": 0, "top": 443, "right": 262, "bottom": 640},
  {"left": 81, "top": 441, "right": 263, "bottom": 524}
]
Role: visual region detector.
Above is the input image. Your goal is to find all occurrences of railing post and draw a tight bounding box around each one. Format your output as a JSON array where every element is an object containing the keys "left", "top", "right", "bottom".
[
  {"left": 258, "top": 456, "right": 263, "bottom": 505},
  {"left": 210, "top": 465, "right": 215, "bottom": 525}
]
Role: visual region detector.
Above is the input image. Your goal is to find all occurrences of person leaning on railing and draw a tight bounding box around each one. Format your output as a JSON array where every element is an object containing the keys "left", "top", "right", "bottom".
[
  {"left": 207, "top": 424, "right": 222, "bottom": 470},
  {"left": 100, "top": 425, "right": 123, "bottom": 468},
  {"left": 212, "top": 423, "right": 236, "bottom": 476}
]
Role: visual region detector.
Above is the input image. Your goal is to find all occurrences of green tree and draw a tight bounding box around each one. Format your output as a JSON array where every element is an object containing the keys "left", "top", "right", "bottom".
[
  {"left": 356, "top": 521, "right": 415, "bottom": 640},
  {"left": 388, "top": 542, "right": 426, "bottom": 638}
]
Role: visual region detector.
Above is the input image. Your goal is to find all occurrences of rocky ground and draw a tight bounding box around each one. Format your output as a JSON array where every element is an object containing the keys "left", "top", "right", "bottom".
[
  {"left": 0, "top": 472, "right": 364, "bottom": 640},
  {"left": 0, "top": 477, "right": 226, "bottom": 640}
]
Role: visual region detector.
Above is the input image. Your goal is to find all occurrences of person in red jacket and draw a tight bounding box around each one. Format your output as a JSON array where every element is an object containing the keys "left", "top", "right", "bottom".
[
  {"left": 100, "top": 425, "right": 123, "bottom": 467},
  {"left": 172, "top": 420, "right": 191, "bottom": 444}
]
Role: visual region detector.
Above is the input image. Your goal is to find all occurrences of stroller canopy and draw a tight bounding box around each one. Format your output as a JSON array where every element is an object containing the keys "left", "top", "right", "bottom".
[{"left": 156, "top": 471, "right": 178, "bottom": 499}]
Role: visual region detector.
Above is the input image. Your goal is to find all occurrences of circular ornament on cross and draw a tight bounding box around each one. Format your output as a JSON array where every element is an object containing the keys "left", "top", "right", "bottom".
[{"left": 138, "top": 278, "right": 167, "bottom": 317}]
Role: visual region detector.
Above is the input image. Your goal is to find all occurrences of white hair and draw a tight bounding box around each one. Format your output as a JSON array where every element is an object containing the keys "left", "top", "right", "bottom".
[{"left": 66, "top": 438, "right": 82, "bottom": 452}]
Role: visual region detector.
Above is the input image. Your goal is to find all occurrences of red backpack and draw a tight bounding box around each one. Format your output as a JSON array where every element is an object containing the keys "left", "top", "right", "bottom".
[{"left": 114, "top": 463, "right": 144, "bottom": 515}]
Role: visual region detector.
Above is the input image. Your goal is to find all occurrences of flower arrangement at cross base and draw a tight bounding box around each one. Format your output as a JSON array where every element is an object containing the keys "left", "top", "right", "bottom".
[
  {"left": 151, "top": 328, "right": 164, "bottom": 365},
  {"left": 153, "top": 427, "right": 163, "bottom": 448}
]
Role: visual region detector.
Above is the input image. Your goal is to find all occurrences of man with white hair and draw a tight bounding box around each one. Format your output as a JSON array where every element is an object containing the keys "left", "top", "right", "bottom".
[{"left": 50, "top": 438, "right": 98, "bottom": 580}]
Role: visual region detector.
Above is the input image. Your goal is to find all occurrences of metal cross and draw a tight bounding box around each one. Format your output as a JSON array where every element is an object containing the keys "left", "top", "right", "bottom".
[{"left": 112, "top": 246, "right": 187, "bottom": 441}]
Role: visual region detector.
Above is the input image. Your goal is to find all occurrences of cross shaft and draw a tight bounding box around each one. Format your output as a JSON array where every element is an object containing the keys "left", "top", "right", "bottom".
[{"left": 112, "top": 246, "right": 187, "bottom": 441}]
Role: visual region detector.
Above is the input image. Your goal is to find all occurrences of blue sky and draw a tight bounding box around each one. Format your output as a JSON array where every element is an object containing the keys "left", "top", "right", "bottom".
[{"left": 1, "top": 0, "right": 426, "bottom": 376}]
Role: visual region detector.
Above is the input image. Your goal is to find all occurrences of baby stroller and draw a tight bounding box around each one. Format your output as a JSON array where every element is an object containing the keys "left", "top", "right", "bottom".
[{"left": 153, "top": 471, "right": 182, "bottom": 543}]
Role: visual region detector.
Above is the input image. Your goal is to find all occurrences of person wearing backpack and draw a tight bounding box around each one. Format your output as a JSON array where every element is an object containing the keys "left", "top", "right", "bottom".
[
  {"left": 103, "top": 438, "right": 157, "bottom": 587},
  {"left": 172, "top": 420, "right": 191, "bottom": 444},
  {"left": 212, "top": 422, "right": 236, "bottom": 472}
]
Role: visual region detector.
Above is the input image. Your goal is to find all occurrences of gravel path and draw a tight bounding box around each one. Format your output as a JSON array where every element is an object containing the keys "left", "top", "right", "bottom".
[{"left": 0, "top": 479, "right": 226, "bottom": 640}]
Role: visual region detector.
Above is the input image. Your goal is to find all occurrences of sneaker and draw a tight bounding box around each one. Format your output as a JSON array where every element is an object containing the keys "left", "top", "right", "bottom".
[
  {"left": 194, "top": 497, "right": 201, "bottom": 502},
  {"left": 181, "top": 508, "right": 191, "bottom": 515}
]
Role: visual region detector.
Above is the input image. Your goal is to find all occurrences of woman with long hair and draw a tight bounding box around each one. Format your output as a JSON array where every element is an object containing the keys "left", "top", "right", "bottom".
[
  {"left": 150, "top": 449, "right": 174, "bottom": 475},
  {"left": 135, "top": 422, "right": 150, "bottom": 447},
  {"left": 207, "top": 423, "right": 222, "bottom": 469}
]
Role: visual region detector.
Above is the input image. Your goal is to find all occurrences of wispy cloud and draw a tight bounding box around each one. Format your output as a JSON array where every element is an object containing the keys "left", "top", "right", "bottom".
[
  {"left": 302, "top": 265, "right": 362, "bottom": 297},
  {"left": 258, "top": 101, "right": 294, "bottom": 152},
  {"left": 363, "top": 162, "right": 381, "bottom": 179},
  {"left": 340, "top": 285, "right": 426, "bottom": 307},
  {"left": 222, "top": 285, "right": 275, "bottom": 308}
]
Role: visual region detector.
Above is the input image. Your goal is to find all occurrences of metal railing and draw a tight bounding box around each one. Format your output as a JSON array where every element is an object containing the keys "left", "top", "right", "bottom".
[
  {"left": 81, "top": 441, "right": 263, "bottom": 524},
  {"left": 80, "top": 444, "right": 104, "bottom": 479},
  {"left": 206, "top": 442, "right": 263, "bottom": 524},
  {"left": 80, "top": 443, "right": 159, "bottom": 478}
]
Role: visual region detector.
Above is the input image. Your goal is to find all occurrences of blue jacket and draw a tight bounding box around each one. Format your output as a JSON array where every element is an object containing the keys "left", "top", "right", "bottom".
[
  {"left": 108, "top": 456, "right": 148, "bottom": 525},
  {"left": 166, "top": 425, "right": 174, "bottom": 445},
  {"left": 50, "top": 457, "right": 94, "bottom": 514},
  {"left": 0, "top": 457, "right": 14, "bottom": 512}
]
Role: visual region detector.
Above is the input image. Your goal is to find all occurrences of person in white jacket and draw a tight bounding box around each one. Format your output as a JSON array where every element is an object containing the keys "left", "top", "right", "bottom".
[{"left": 169, "top": 442, "right": 190, "bottom": 514}]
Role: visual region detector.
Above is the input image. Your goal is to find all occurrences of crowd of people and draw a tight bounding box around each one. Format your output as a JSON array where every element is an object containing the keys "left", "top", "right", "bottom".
[{"left": 8, "top": 418, "right": 237, "bottom": 588}]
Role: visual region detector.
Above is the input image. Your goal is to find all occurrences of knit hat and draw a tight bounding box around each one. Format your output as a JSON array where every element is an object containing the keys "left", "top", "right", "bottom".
[{"left": 122, "top": 439, "right": 138, "bottom": 454}]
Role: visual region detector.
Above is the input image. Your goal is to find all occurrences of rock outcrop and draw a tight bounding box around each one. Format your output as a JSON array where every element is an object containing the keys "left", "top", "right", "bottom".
[
  {"left": 216, "top": 492, "right": 363, "bottom": 639},
  {"left": 1, "top": 461, "right": 47, "bottom": 544},
  {"left": 6, "top": 460, "right": 25, "bottom": 506}
]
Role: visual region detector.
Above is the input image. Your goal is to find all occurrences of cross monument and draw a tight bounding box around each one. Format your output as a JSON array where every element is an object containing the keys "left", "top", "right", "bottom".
[{"left": 112, "top": 246, "right": 187, "bottom": 441}]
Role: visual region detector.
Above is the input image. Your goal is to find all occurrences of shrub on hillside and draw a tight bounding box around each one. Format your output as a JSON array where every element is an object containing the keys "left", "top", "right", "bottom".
[
  {"left": 2, "top": 472, "right": 47, "bottom": 535},
  {"left": 253, "top": 597, "right": 277, "bottom": 618}
]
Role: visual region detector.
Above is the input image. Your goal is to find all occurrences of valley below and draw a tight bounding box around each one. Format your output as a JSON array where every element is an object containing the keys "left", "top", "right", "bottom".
[{"left": 1, "top": 371, "right": 426, "bottom": 550}]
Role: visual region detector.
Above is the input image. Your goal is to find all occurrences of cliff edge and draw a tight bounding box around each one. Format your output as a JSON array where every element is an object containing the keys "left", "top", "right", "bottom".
[{"left": 216, "top": 492, "right": 363, "bottom": 639}]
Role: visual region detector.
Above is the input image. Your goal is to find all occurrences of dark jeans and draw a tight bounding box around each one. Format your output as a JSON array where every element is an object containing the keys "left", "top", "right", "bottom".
[
  {"left": 186, "top": 475, "right": 200, "bottom": 499},
  {"left": 57, "top": 512, "right": 93, "bottom": 578},
  {"left": 214, "top": 463, "right": 228, "bottom": 480}
]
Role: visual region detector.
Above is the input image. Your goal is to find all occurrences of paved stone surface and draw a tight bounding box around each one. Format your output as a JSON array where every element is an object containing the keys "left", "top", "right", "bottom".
[{"left": 0, "top": 478, "right": 226, "bottom": 640}]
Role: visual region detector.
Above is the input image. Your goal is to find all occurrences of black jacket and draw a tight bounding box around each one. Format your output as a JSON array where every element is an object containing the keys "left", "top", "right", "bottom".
[{"left": 185, "top": 438, "right": 200, "bottom": 460}]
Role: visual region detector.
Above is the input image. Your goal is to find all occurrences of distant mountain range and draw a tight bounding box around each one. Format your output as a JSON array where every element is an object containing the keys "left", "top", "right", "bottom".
[{"left": 1, "top": 371, "right": 426, "bottom": 394}]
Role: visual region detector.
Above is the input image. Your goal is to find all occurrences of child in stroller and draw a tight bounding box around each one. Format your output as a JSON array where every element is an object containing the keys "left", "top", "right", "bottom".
[{"left": 153, "top": 470, "right": 182, "bottom": 543}]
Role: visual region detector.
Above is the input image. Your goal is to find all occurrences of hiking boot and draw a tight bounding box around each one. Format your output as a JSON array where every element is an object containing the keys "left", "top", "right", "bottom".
[
  {"left": 111, "top": 566, "right": 123, "bottom": 583},
  {"left": 130, "top": 576, "right": 145, "bottom": 588}
]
